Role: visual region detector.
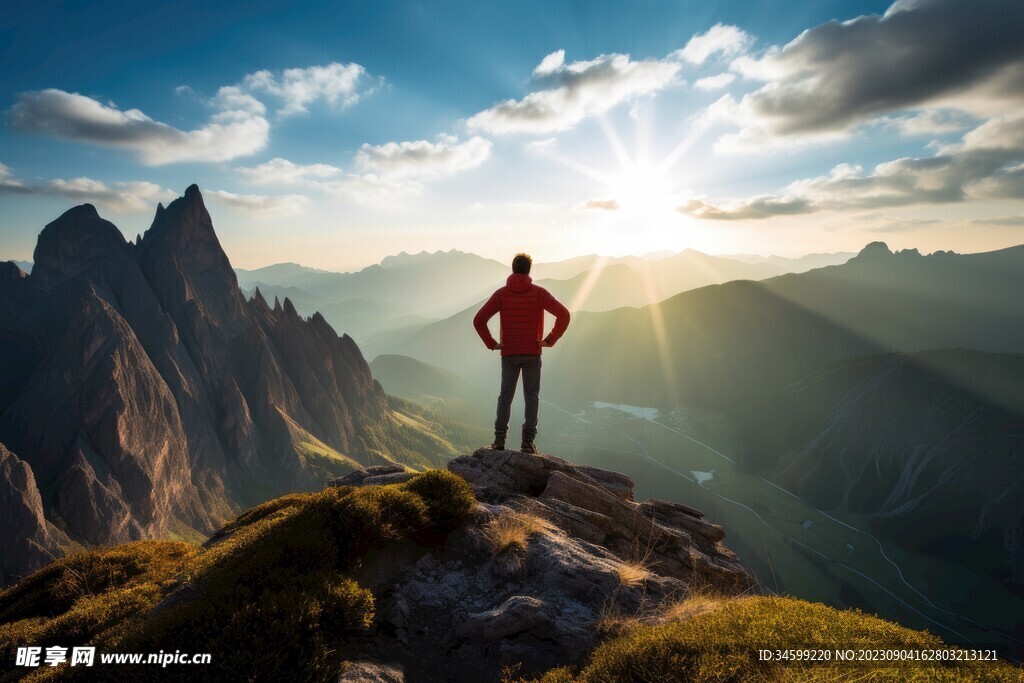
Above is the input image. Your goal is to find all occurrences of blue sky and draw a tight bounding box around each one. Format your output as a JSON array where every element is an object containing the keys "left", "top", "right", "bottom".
[{"left": 2, "top": 0, "right": 1023, "bottom": 270}]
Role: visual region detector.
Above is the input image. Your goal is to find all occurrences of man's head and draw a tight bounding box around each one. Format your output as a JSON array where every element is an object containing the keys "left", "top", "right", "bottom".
[{"left": 512, "top": 253, "right": 532, "bottom": 275}]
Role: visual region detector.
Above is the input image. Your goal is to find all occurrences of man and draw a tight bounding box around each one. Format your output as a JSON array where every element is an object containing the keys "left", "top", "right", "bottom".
[{"left": 473, "top": 253, "right": 570, "bottom": 454}]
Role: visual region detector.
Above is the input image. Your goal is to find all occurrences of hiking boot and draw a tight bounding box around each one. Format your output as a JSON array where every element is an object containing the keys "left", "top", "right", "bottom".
[
  {"left": 520, "top": 426, "right": 538, "bottom": 454},
  {"left": 489, "top": 428, "right": 507, "bottom": 450}
]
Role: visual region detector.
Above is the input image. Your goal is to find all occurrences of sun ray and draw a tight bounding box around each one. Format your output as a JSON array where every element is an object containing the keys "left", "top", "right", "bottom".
[
  {"left": 637, "top": 263, "right": 681, "bottom": 407},
  {"left": 533, "top": 146, "right": 616, "bottom": 186},
  {"left": 569, "top": 254, "right": 611, "bottom": 311},
  {"left": 597, "top": 114, "right": 635, "bottom": 172},
  {"left": 655, "top": 118, "right": 712, "bottom": 176}
]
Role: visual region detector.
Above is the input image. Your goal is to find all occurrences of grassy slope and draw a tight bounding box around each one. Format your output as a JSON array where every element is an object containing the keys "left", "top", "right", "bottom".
[
  {"left": 0, "top": 472, "right": 1020, "bottom": 682},
  {"left": 533, "top": 595, "right": 1024, "bottom": 682},
  {"left": 0, "top": 471, "right": 475, "bottom": 682}
]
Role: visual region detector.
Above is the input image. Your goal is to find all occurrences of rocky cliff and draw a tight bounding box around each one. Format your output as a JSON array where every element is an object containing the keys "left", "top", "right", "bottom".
[
  {"left": 329, "top": 448, "right": 756, "bottom": 680},
  {"left": 0, "top": 187, "right": 437, "bottom": 584},
  {"left": 0, "top": 443, "right": 67, "bottom": 586}
]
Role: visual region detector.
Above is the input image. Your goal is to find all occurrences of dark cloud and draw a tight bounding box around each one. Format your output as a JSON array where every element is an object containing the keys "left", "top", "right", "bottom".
[
  {"left": 734, "top": 0, "right": 1024, "bottom": 135},
  {"left": 679, "top": 196, "right": 810, "bottom": 220}
]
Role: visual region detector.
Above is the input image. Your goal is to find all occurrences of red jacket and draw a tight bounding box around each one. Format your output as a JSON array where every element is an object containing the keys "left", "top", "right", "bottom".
[{"left": 473, "top": 273, "right": 571, "bottom": 356}]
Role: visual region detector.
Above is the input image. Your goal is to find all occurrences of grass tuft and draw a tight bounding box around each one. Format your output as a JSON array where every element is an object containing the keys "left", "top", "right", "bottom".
[
  {"left": 482, "top": 511, "right": 554, "bottom": 557},
  {"left": 615, "top": 559, "right": 653, "bottom": 588}
]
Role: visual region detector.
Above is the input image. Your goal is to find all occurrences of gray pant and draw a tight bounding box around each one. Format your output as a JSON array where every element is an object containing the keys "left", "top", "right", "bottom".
[{"left": 494, "top": 354, "right": 542, "bottom": 442}]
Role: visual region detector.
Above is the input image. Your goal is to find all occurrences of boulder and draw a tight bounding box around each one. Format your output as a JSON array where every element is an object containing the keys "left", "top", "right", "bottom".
[
  {"left": 335, "top": 448, "right": 758, "bottom": 681},
  {"left": 449, "top": 448, "right": 756, "bottom": 591}
]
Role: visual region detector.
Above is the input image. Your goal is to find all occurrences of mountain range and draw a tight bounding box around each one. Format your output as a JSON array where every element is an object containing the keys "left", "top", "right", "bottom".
[
  {"left": 366, "top": 242, "right": 1024, "bottom": 406},
  {"left": 0, "top": 186, "right": 455, "bottom": 584},
  {"left": 230, "top": 247, "right": 852, "bottom": 342}
]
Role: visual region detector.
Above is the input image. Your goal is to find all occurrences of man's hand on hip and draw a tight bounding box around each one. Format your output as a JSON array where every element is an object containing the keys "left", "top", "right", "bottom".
[
  {"left": 539, "top": 339, "right": 551, "bottom": 348},
  {"left": 491, "top": 343, "right": 502, "bottom": 350}
]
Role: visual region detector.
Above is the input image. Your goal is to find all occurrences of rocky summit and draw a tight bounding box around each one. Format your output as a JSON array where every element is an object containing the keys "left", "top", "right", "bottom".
[
  {"left": 331, "top": 448, "right": 757, "bottom": 681},
  {"left": 2, "top": 447, "right": 1016, "bottom": 682},
  {"left": 0, "top": 187, "right": 446, "bottom": 584}
]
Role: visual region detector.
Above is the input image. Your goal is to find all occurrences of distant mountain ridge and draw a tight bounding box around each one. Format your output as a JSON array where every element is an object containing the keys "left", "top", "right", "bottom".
[
  {"left": 0, "top": 186, "right": 447, "bottom": 584},
  {"left": 234, "top": 247, "right": 853, "bottom": 341},
  {"left": 371, "top": 240, "right": 1024, "bottom": 411}
]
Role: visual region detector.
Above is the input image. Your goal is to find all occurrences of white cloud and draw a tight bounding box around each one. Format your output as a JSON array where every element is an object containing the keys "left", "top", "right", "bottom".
[
  {"left": 534, "top": 50, "right": 566, "bottom": 77},
  {"left": 526, "top": 138, "right": 558, "bottom": 151},
  {"left": 0, "top": 163, "right": 175, "bottom": 213},
  {"left": 972, "top": 213, "right": 1024, "bottom": 226},
  {"left": 354, "top": 135, "right": 492, "bottom": 180},
  {"left": 0, "top": 162, "right": 28, "bottom": 191},
  {"left": 10, "top": 62, "right": 379, "bottom": 165},
  {"left": 210, "top": 86, "right": 266, "bottom": 116},
  {"left": 230, "top": 136, "right": 488, "bottom": 208},
  {"left": 882, "top": 109, "right": 976, "bottom": 136},
  {"left": 322, "top": 174, "right": 424, "bottom": 206},
  {"left": 577, "top": 197, "right": 619, "bottom": 211},
  {"left": 468, "top": 52, "right": 682, "bottom": 135},
  {"left": 48, "top": 178, "right": 175, "bottom": 212},
  {"left": 206, "top": 189, "right": 309, "bottom": 217},
  {"left": 242, "top": 62, "right": 375, "bottom": 117},
  {"left": 694, "top": 73, "right": 736, "bottom": 91},
  {"left": 8, "top": 88, "right": 269, "bottom": 165},
  {"left": 673, "top": 24, "right": 753, "bottom": 64},
  {"left": 680, "top": 113, "right": 1024, "bottom": 219},
  {"left": 236, "top": 157, "right": 343, "bottom": 186}
]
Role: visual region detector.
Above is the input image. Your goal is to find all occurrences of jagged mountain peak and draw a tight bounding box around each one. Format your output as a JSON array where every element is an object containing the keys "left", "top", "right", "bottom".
[
  {"left": 138, "top": 185, "right": 225, "bottom": 264},
  {"left": 31, "top": 202, "right": 129, "bottom": 289},
  {"left": 251, "top": 286, "right": 270, "bottom": 311},
  {"left": 0, "top": 186, "right": 420, "bottom": 584},
  {"left": 136, "top": 184, "right": 247, "bottom": 332}
]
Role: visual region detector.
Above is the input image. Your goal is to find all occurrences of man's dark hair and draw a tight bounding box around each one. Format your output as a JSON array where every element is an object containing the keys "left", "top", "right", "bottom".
[{"left": 512, "top": 253, "right": 532, "bottom": 275}]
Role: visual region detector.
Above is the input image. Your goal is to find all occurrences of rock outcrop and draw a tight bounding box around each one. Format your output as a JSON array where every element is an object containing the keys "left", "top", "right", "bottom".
[
  {"left": 340, "top": 448, "right": 757, "bottom": 681},
  {"left": 0, "top": 443, "right": 66, "bottom": 585},
  {"left": 449, "top": 448, "right": 754, "bottom": 591},
  {"left": 0, "top": 187, "right": 432, "bottom": 584}
]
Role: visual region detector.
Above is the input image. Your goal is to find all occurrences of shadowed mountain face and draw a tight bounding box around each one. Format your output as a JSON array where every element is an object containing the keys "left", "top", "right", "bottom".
[
  {"left": 737, "top": 349, "right": 1024, "bottom": 596},
  {"left": 0, "top": 186, "right": 430, "bottom": 584}
]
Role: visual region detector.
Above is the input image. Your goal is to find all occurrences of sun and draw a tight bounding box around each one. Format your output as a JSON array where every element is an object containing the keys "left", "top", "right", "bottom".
[
  {"left": 607, "top": 165, "right": 680, "bottom": 217},
  {"left": 527, "top": 110, "right": 721, "bottom": 255}
]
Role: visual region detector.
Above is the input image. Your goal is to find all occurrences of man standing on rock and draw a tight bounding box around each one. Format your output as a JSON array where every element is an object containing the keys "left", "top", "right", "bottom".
[{"left": 473, "top": 253, "right": 570, "bottom": 454}]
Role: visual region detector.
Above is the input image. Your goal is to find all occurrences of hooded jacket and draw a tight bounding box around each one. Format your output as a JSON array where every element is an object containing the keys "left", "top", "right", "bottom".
[{"left": 473, "top": 273, "right": 571, "bottom": 356}]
